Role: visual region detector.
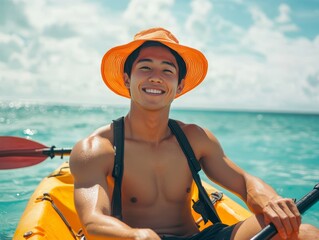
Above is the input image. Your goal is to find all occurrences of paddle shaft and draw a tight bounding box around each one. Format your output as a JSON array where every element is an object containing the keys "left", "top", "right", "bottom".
[
  {"left": 0, "top": 148, "right": 72, "bottom": 158},
  {"left": 251, "top": 183, "right": 319, "bottom": 240},
  {"left": 0, "top": 136, "right": 73, "bottom": 169}
]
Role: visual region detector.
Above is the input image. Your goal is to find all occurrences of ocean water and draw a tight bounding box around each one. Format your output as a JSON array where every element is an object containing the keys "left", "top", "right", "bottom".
[{"left": 0, "top": 101, "right": 318, "bottom": 239}]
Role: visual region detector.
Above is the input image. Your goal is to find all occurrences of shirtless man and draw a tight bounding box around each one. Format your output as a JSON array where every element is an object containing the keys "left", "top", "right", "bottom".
[{"left": 69, "top": 28, "right": 319, "bottom": 239}]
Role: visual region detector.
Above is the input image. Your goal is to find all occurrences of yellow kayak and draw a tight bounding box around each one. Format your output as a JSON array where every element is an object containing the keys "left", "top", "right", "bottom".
[{"left": 13, "top": 162, "right": 252, "bottom": 239}]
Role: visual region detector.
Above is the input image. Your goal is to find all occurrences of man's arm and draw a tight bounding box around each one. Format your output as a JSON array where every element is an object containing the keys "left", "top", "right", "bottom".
[
  {"left": 188, "top": 125, "right": 301, "bottom": 239},
  {"left": 69, "top": 134, "right": 160, "bottom": 240}
]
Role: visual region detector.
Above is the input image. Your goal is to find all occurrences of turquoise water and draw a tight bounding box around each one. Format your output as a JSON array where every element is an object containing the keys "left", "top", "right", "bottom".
[{"left": 0, "top": 101, "right": 318, "bottom": 239}]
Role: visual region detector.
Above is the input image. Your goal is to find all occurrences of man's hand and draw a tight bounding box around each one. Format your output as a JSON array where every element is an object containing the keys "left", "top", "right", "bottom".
[{"left": 262, "top": 197, "right": 301, "bottom": 239}]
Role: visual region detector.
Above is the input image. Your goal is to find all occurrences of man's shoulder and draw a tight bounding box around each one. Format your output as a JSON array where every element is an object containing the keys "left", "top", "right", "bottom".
[
  {"left": 173, "top": 120, "right": 220, "bottom": 151},
  {"left": 90, "top": 122, "right": 113, "bottom": 139},
  {"left": 69, "top": 123, "right": 115, "bottom": 174},
  {"left": 77, "top": 123, "right": 113, "bottom": 151},
  {"left": 173, "top": 120, "right": 209, "bottom": 137}
]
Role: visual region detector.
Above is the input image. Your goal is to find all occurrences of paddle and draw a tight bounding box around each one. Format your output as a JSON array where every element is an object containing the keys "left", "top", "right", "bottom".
[
  {"left": 0, "top": 136, "right": 71, "bottom": 169},
  {"left": 251, "top": 182, "right": 319, "bottom": 240}
]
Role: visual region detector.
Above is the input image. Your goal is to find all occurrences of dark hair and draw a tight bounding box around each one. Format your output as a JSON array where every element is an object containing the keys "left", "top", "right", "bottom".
[{"left": 124, "top": 41, "right": 187, "bottom": 84}]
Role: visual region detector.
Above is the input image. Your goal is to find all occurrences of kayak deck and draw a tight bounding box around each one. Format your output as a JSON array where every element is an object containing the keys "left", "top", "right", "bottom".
[{"left": 14, "top": 162, "right": 251, "bottom": 239}]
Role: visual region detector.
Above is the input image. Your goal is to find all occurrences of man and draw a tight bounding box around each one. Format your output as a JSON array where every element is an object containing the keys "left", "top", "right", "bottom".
[{"left": 69, "top": 28, "right": 318, "bottom": 239}]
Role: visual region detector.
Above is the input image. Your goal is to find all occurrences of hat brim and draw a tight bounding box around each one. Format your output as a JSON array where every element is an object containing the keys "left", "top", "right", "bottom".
[{"left": 101, "top": 39, "right": 208, "bottom": 98}]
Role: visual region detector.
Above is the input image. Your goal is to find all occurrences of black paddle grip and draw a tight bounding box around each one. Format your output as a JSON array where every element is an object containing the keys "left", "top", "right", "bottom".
[{"left": 251, "top": 183, "right": 319, "bottom": 240}]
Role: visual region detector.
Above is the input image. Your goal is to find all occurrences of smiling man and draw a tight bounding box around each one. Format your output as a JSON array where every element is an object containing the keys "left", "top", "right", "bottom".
[
  {"left": 69, "top": 28, "right": 319, "bottom": 240},
  {"left": 123, "top": 41, "right": 185, "bottom": 110}
]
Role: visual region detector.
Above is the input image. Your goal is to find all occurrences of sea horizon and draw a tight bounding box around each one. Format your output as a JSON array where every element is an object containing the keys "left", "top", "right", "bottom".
[{"left": 1, "top": 99, "right": 319, "bottom": 116}]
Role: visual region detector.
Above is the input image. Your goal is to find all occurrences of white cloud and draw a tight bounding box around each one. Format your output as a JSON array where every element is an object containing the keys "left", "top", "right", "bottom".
[
  {"left": 250, "top": 6, "right": 274, "bottom": 29},
  {"left": 275, "top": 4, "right": 299, "bottom": 32},
  {"left": 177, "top": 4, "right": 319, "bottom": 112},
  {"left": 0, "top": 0, "right": 128, "bottom": 104},
  {"left": 123, "top": 0, "right": 177, "bottom": 31},
  {"left": 0, "top": 0, "right": 318, "bottom": 112},
  {"left": 183, "top": 0, "right": 213, "bottom": 49},
  {"left": 276, "top": 4, "right": 291, "bottom": 24},
  {"left": 0, "top": 32, "right": 24, "bottom": 46}
]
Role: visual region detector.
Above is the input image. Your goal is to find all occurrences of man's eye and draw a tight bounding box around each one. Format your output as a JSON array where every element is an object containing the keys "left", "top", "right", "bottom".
[
  {"left": 140, "top": 66, "right": 151, "bottom": 70},
  {"left": 164, "top": 69, "right": 173, "bottom": 74}
]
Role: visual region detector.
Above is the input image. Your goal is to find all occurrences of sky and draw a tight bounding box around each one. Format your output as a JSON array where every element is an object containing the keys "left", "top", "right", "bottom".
[{"left": 1, "top": 0, "right": 319, "bottom": 113}]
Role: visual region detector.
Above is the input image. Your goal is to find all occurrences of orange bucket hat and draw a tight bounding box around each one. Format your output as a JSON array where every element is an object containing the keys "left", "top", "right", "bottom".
[{"left": 101, "top": 27, "right": 208, "bottom": 98}]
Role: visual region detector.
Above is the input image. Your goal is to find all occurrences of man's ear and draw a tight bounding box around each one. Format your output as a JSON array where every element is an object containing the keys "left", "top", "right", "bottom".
[
  {"left": 176, "top": 79, "right": 185, "bottom": 94},
  {"left": 124, "top": 73, "right": 130, "bottom": 89}
]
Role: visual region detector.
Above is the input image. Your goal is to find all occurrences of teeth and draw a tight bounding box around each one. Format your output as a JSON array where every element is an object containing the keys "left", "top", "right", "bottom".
[{"left": 145, "top": 89, "right": 162, "bottom": 94}]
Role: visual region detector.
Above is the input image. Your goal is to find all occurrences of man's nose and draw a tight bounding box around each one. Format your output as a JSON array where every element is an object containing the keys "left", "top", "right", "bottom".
[
  {"left": 149, "top": 72, "right": 163, "bottom": 83},
  {"left": 149, "top": 77, "right": 163, "bottom": 83}
]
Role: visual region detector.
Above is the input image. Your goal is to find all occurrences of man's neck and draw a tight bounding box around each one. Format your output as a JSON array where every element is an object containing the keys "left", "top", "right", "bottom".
[{"left": 124, "top": 104, "right": 171, "bottom": 144}]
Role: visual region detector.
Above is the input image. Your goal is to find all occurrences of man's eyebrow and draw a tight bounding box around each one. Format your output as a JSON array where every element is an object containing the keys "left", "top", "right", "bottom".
[
  {"left": 137, "top": 58, "right": 177, "bottom": 69},
  {"left": 162, "top": 61, "right": 177, "bottom": 69}
]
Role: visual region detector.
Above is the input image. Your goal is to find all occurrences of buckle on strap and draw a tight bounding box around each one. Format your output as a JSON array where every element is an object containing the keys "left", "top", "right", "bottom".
[
  {"left": 210, "top": 191, "right": 223, "bottom": 204},
  {"left": 193, "top": 191, "right": 223, "bottom": 225}
]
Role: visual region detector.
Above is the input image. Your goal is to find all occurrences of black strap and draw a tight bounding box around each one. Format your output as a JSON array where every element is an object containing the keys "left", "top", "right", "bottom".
[
  {"left": 111, "top": 117, "right": 125, "bottom": 219},
  {"left": 168, "top": 119, "right": 221, "bottom": 224},
  {"left": 111, "top": 117, "right": 221, "bottom": 224}
]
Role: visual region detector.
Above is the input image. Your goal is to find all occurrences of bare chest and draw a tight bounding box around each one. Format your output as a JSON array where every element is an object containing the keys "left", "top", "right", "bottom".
[{"left": 121, "top": 139, "right": 194, "bottom": 207}]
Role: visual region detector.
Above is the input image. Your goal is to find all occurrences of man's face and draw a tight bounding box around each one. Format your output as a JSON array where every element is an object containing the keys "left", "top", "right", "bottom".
[{"left": 124, "top": 46, "right": 184, "bottom": 109}]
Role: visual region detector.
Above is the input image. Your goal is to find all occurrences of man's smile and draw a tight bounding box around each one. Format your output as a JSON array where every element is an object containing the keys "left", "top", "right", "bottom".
[{"left": 142, "top": 88, "right": 165, "bottom": 95}]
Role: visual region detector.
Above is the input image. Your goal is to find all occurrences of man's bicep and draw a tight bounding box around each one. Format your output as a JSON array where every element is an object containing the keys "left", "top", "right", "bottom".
[
  {"left": 70, "top": 137, "right": 114, "bottom": 222},
  {"left": 74, "top": 179, "right": 112, "bottom": 222},
  {"left": 72, "top": 160, "right": 113, "bottom": 225},
  {"left": 200, "top": 131, "right": 247, "bottom": 198},
  {"left": 202, "top": 154, "right": 246, "bottom": 193}
]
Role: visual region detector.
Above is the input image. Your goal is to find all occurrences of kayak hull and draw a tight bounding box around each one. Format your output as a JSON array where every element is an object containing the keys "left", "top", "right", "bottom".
[{"left": 13, "top": 162, "right": 251, "bottom": 239}]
